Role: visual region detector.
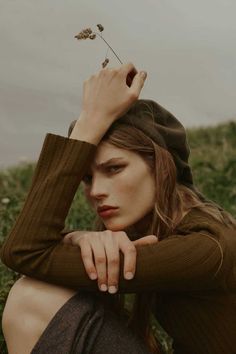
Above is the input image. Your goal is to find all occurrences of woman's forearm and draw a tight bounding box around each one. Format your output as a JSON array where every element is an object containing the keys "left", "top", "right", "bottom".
[
  {"left": 0, "top": 132, "right": 224, "bottom": 293},
  {"left": 0, "top": 134, "right": 99, "bottom": 291},
  {"left": 69, "top": 111, "right": 112, "bottom": 145}
]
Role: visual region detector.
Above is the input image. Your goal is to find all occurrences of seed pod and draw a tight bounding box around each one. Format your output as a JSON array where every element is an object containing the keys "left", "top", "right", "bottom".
[
  {"left": 74, "top": 33, "right": 83, "bottom": 40},
  {"left": 84, "top": 28, "right": 92, "bottom": 34},
  {"left": 89, "top": 34, "right": 96, "bottom": 40},
  {"left": 83, "top": 32, "right": 90, "bottom": 39},
  {"left": 102, "top": 58, "right": 109, "bottom": 68},
  {"left": 97, "top": 24, "right": 104, "bottom": 32}
]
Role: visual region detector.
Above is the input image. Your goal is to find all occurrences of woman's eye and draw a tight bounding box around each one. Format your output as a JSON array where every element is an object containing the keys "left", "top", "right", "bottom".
[
  {"left": 82, "top": 166, "right": 124, "bottom": 184},
  {"left": 82, "top": 175, "right": 92, "bottom": 184},
  {"left": 107, "top": 165, "right": 123, "bottom": 173}
]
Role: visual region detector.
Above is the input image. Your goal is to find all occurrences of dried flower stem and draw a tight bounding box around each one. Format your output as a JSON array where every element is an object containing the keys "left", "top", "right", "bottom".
[
  {"left": 95, "top": 32, "right": 123, "bottom": 65},
  {"left": 74, "top": 24, "right": 123, "bottom": 68}
]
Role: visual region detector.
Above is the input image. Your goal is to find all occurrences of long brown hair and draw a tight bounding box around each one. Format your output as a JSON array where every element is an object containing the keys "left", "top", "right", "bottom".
[{"left": 83, "top": 111, "right": 236, "bottom": 353}]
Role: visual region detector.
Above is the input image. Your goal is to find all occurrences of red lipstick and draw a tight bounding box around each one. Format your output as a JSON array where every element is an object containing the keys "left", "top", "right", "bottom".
[{"left": 97, "top": 205, "right": 119, "bottom": 218}]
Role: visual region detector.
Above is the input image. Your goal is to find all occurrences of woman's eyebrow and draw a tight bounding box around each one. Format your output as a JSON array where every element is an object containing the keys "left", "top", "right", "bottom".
[{"left": 94, "top": 157, "right": 125, "bottom": 169}]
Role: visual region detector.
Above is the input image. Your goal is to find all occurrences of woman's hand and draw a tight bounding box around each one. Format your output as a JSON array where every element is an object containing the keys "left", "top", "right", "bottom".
[
  {"left": 81, "top": 62, "right": 147, "bottom": 126},
  {"left": 62, "top": 230, "right": 157, "bottom": 294},
  {"left": 69, "top": 62, "right": 147, "bottom": 145}
]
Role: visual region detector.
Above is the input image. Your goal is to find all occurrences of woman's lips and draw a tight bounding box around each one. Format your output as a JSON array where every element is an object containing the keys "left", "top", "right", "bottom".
[{"left": 98, "top": 208, "right": 119, "bottom": 218}]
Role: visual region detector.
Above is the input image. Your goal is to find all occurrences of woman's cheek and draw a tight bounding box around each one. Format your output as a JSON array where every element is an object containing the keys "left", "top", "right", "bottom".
[{"left": 116, "top": 171, "right": 136, "bottom": 194}]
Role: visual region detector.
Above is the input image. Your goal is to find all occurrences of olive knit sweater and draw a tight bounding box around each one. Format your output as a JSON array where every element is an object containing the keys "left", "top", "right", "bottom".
[{"left": 1, "top": 133, "right": 236, "bottom": 354}]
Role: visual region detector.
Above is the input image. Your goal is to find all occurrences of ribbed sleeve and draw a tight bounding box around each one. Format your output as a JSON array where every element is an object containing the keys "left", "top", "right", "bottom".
[{"left": 0, "top": 133, "right": 229, "bottom": 293}]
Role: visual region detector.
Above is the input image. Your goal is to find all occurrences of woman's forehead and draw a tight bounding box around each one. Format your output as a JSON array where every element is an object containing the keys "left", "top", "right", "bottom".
[
  {"left": 88, "top": 143, "right": 134, "bottom": 171},
  {"left": 96, "top": 141, "right": 125, "bottom": 157}
]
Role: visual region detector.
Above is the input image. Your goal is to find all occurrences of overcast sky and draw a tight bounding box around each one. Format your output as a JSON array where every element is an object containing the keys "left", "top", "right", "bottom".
[{"left": 0, "top": 0, "right": 236, "bottom": 169}]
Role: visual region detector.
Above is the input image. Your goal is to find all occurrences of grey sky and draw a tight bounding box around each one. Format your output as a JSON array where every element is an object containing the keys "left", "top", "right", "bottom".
[{"left": 0, "top": 0, "right": 236, "bottom": 169}]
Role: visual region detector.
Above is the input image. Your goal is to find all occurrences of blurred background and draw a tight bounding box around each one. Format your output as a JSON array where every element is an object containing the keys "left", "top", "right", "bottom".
[{"left": 0, "top": 0, "right": 236, "bottom": 170}]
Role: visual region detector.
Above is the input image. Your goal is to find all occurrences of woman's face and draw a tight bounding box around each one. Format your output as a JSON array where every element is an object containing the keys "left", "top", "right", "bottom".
[{"left": 82, "top": 141, "right": 156, "bottom": 233}]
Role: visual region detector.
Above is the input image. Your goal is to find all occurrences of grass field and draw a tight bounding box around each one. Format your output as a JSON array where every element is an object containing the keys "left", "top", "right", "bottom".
[{"left": 1, "top": 121, "right": 236, "bottom": 353}]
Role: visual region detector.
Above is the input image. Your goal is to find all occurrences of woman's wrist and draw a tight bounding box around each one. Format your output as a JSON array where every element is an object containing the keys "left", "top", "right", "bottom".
[{"left": 69, "top": 111, "right": 113, "bottom": 145}]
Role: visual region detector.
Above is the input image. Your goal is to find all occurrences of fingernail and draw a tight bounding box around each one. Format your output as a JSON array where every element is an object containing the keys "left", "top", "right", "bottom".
[
  {"left": 100, "top": 284, "right": 107, "bottom": 291},
  {"left": 108, "top": 286, "right": 117, "bottom": 294},
  {"left": 140, "top": 71, "right": 147, "bottom": 79},
  {"left": 90, "top": 273, "right": 97, "bottom": 280},
  {"left": 125, "top": 272, "right": 134, "bottom": 280}
]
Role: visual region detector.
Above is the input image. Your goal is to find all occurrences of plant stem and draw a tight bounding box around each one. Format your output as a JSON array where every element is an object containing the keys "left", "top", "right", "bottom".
[{"left": 95, "top": 32, "right": 123, "bottom": 64}]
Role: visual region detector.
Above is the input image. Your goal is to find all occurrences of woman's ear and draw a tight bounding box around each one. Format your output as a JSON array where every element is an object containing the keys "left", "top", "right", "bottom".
[{"left": 67, "top": 120, "right": 77, "bottom": 137}]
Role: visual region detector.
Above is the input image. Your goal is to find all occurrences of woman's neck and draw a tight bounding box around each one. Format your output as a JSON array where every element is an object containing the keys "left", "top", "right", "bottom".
[{"left": 125, "top": 211, "right": 153, "bottom": 241}]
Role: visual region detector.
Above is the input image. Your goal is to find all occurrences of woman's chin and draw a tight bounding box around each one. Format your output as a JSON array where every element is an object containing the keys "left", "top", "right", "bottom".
[
  {"left": 102, "top": 219, "right": 131, "bottom": 232},
  {"left": 104, "top": 224, "right": 127, "bottom": 232},
  {"left": 101, "top": 212, "right": 152, "bottom": 236}
]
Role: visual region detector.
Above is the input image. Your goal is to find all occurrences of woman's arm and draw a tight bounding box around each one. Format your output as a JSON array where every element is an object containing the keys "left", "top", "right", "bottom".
[
  {"left": 0, "top": 129, "right": 227, "bottom": 293},
  {"left": 0, "top": 62, "right": 148, "bottom": 291}
]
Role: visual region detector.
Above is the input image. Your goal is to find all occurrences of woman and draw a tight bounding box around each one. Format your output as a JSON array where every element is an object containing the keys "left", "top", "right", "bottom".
[{"left": 1, "top": 62, "right": 236, "bottom": 354}]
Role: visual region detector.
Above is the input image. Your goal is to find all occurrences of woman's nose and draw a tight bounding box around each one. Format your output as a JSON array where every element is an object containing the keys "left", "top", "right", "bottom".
[{"left": 89, "top": 177, "right": 108, "bottom": 200}]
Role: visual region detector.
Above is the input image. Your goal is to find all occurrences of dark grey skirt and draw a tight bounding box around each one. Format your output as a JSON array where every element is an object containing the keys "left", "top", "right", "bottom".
[{"left": 30, "top": 291, "right": 151, "bottom": 354}]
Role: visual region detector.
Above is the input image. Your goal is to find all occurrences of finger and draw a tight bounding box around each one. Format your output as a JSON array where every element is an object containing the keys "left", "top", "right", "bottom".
[
  {"left": 101, "top": 66, "right": 116, "bottom": 72},
  {"left": 62, "top": 234, "right": 73, "bottom": 245},
  {"left": 126, "top": 67, "right": 138, "bottom": 87},
  {"left": 119, "top": 237, "right": 137, "bottom": 280},
  {"left": 90, "top": 240, "right": 108, "bottom": 292},
  {"left": 129, "top": 71, "right": 147, "bottom": 96},
  {"left": 133, "top": 235, "right": 158, "bottom": 247},
  {"left": 99, "top": 67, "right": 116, "bottom": 76},
  {"left": 62, "top": 231, "right": 82, "bottom": 246},
  {"left": 105, "top": 239, "right": 120, "bottom": 294},
  {"left": 118, "top": 62, "right": 138, "bottom": 85},
  {"left": 79, "top": 239, "right": 97, "bottom": 280}
]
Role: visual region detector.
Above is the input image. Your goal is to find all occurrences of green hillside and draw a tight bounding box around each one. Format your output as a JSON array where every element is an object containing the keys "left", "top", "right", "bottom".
[{"left": 0, "top": 120, "right": 236, "bottom": 353}]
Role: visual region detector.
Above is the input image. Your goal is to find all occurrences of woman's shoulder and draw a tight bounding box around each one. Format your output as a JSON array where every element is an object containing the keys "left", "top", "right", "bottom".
[
  {"left": 173, "top": 207, "right": 236, "bottom": 285},
  {"left": 176, "top": 206, "right": 236, "bottom": 238}
]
